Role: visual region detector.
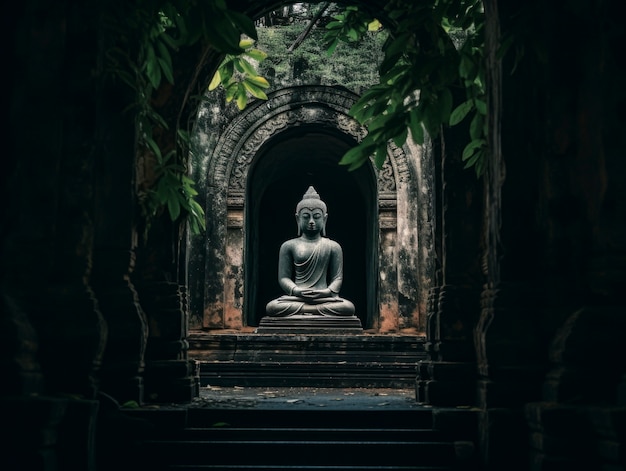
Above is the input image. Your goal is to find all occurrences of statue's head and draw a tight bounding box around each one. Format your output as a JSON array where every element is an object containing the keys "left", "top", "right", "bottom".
[{"left": 295, "top": 186, "right": 328, "bottom": 236}]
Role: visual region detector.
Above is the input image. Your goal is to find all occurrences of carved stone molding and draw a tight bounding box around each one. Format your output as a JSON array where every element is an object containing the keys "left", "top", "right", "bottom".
[{"left": 206, "top": 86, "right": 408, "bottom": 202}]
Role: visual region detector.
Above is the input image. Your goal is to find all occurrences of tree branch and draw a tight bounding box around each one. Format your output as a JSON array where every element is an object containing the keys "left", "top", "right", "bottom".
[{"left": 287, "top": 3, "right": 330, "bottom": 53}]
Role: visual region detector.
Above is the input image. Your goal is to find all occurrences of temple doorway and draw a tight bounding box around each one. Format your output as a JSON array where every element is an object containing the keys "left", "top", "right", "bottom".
[
  {"left": 245, "top": 127, "right": 377, "bottom": 327},
  {"left": 189, "top": 85, "right": 425, "bottom": 334}
]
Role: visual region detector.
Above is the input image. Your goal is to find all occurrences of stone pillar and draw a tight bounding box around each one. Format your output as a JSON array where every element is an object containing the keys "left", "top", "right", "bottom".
[
  {"left": 224, "top": 191, "right": 245, "bottom": 329},
  {"left": 416, "top": 129, "right": 483, "bottom": 407},
  {"left": 377, "top": 191, "right": 399, "bottom": 332},
  {"left": 92, "top": 250, "right": 148, "bottom": 404},
  {"left": 471, "top": 1, "right": 626, "bottom": 468},
  {"left": 472, "top": 3, "right": 546, "bottom": 468},
  {"left": 138, "top": 281, "right": 199, "bottom": 403},
  {"left": 417, "top": 284, "right": 480, "bottom": 406},
  {"left": 89, "top": 0, "right": 150, "bottom": 404},
  {"left": 203, "top": 186, "right": 228, "bottom": 329},
  {"left": 3, "top": 2, "right": 107, "bottom": 470}
]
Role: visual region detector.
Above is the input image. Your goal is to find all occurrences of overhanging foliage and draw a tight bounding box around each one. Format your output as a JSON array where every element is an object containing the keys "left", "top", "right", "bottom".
[{"left": 108, "top": 0, "right": 488, "bottom": 237}]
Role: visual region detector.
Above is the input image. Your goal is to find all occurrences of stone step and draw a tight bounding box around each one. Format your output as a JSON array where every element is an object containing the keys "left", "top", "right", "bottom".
[
  {"left": 174, "top": 427, "right": 449, "bottom": 441},
  {"left": 165, "top": 466, "right": 451, "bottom": 470},
  {"left": 142, "top": 439, "right": 459, "bottom": 467},
  {"left": 188, "top": 332, "right": 427, "bottom": 388},
  {"left": 124, "top": 389, "right": 479, "bottom": 471},
  {"left": 185, "top": 408, "right": 434, "bottom": 429},
  {"left": 130, "top": 407, "right": 471, "bottom": 470},
  {"left": 197, "top": 361, "right": 419, "bottom": 388}
]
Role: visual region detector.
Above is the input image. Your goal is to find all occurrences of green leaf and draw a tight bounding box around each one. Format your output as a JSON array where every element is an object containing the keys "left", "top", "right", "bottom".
[
  {"left": 238, "top": 58, "right": 258, "bottom": 76},
  {"left": 462, "top": 139, "right": 485, "bottom": 160},
  {"left": 205, "top": 15, "right": 243, "bottom": 54},
  {"left": 228, "top": 10, "right": 258, "bottom": 41},
  {"left": 167, "top": 194, "right": 181, "bottom": 221},
  {"left": 476, "top": 151, "right": 486, "bottom": 176},
  {"left": 368, "top": 19, "right": 382, "bottom": 31},
  {"left": 459, "top": 52, "right": 477, "bottom": 80},
  {"left": 146, "top": 108, "right": 169, "bottom": 128},
  {"left": 244, "top": 48, "right": 268, "bottom": 62},
  {"left": 392, "top": 126, "right": 408, "bottom": 148},
  {"left": 185, "top": 186, "right": 199, "bottom": 197},
  {"left": 239, "top": 38, "right": 255, "bottom": 49},
  {"left": 225, "top": 83, "right": 238, "bottom": 102},
  {"left": 220, "top": 61, "right": 234, "bottom": 84},
  {"left": 233, "top": 59, "right": 245, "bottom": 73},
  {"left": 208, "top": 70, "right": 221, "bottom": 91},
  {"left": 160, "top": 32, "right": 179, "bottom": 50},
  {"left": 177, "top": 129, "right": 190, "bottom": 143},
  {"left": 340, "top": 142, "right": 375, "bottom": 169},
  {"left": 409, "top": 108, "right": 425, "bottom": 145},
  {"left": 145, "top": 44, "right": 162, "bottom": 89},
  {"left": 325, "top": 37, "right": 339, "bottom": 56},
  {"left": 246, "top": 75, "right": 270, "bottom": 89},
  {"left": 189, "top": 200, "right": 206, "bottom": 231},
  {"left": 469, "top": 112, "right": 484, "bottom": 140},
  {"left": 374, "top": 145, "right": 387, "bottom": 169},
  {"left": 368, "top": 112, "right": 392, "bottom": 132},
  {"left": 474, "top": 97, "right": 487, "bottom": 115},
  {"left": 243, "top": 80, "right": 268, "bottom": 100},
  {"left": 463, "top": 149, "right": 481, "bottom": 169},
  {"left": 144, "top": 135, "right": 162, "bottom": 162},
  {"left": 449, "top": 99, "right": 473, "bottom": 126},
  {"left": 380, "top": 33, "right": 410, "bottom": 74},
  {"left": 158, "top": 57, "right": 174, "bottom": 84},
  {"left": 236, "top": 86, "right": 248, "bottom": 110},
  {"left": 156, "top": 38, "right": 172, "bottom": 65},
  {"left": 325, "top": 20, "right": 344, "bottom": 30},
  {"left": 421, "top": 104, "right": 440, "bottom": 138}
]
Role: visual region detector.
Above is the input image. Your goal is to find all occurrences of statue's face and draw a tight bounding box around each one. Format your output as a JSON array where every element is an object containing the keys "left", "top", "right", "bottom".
[{"left": 297, "top": 207, "right": 327, "bottom": 235}]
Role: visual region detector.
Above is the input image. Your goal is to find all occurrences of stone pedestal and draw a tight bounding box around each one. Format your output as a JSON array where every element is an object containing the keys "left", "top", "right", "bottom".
[
  {"left": 256, "top": 314, "right": 363, "bottom": 334},
  {"left": 189, "top": 331, "right": 425, "bottom": 388}
]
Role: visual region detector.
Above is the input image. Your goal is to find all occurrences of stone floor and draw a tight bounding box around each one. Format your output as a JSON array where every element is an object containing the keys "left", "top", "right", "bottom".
[{"left": 189, "top": 385, "right": 425, "bottom": 410}]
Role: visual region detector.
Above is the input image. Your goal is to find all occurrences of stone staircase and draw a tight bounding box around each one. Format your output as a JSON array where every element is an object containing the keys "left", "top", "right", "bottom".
[
  {"left": 126, "top": 403, "right": 479, "bottom": 470},
  {"left": 115, "top": 332, "right": 479, "bottom": 470},
  {"left": 187, "top": 332, "right": 427, "bottom": 388}
]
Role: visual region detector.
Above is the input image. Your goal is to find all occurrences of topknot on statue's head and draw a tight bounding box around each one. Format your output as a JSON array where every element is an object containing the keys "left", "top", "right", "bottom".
[{"left": 296, "top": 186, "right": 327, "bottom": 214}]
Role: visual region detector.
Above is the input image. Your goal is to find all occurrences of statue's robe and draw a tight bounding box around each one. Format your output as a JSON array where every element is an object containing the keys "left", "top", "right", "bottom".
[{"left": 265, "top": 237, "right": 355, "bottom": 317}]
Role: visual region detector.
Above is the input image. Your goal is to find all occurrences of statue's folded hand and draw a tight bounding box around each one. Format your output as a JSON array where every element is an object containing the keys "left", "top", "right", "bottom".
[{"left": 299, "top": 288, "right": 332, "bottom": 299}]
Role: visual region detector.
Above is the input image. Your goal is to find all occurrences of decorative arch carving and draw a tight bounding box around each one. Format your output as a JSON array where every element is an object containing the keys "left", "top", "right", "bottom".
[{"left": 206, "top": 86, "right": 410, "bottom": 197}]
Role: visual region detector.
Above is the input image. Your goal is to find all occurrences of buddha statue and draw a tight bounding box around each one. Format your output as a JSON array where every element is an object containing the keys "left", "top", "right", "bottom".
[{"left": 265, "top": 186, "right": 356, "bottom": 317}]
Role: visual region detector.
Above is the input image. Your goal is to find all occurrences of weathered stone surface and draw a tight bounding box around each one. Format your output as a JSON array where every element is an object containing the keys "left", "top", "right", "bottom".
[{"left": 256, "top": 314, "right": 363, "bottom": 334}]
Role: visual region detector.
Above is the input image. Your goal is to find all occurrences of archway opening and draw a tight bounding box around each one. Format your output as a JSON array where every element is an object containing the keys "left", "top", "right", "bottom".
[{"left": 245, "top": 126, "right": 377, "bottom": 327}]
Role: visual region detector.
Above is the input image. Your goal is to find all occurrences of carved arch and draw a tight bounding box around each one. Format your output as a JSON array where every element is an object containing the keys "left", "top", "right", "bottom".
[{"left": 206, "top": 86, "right": 409, "bottom": 194}]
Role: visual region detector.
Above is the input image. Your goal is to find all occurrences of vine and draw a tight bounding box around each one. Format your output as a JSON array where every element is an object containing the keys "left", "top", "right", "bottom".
[{"left": 106, "top": 0, "right": 261, "bottom": 237}]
